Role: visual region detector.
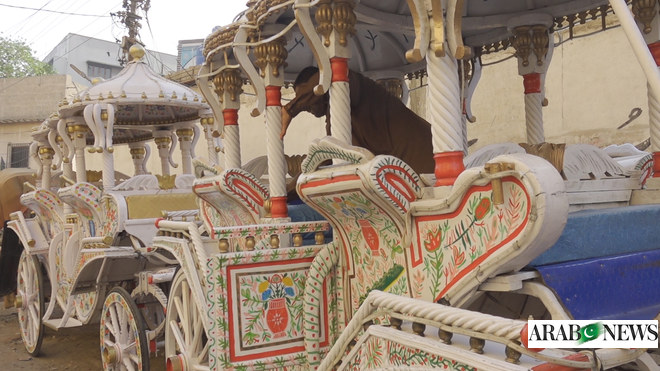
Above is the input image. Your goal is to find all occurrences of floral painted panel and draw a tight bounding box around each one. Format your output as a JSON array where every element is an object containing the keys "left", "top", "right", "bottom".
[
  {"left": 411, "top": 177, "right": 530, "bottom": 302},
  {"left": 101, "top": 195, "right": 120, "bottom": 238},
  {"left": 345, "top": 336, "right": 477, "bottom": 370},
  {"left": 305, "top": 189, "right": 410, "bottom": 314},
  {"left": 22, "top": 189, "right": 64, "bottom": 238},
  {"left": 206, "top": 246, "right": 327, "bottom": 370}
]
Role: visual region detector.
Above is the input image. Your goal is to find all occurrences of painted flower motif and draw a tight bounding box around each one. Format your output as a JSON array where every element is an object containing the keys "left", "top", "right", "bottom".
[
  {"left": 424, "top": 228, "right": 442, "bottom": 252},
  {"left": 258, "top": 273, "right": 296, "bottom": 302},
  {"left": 451, "top": 245, "right": 466, "bottom": 267},
  {"left": 474, "top": 197, "right": 491, "bottom": 221}
]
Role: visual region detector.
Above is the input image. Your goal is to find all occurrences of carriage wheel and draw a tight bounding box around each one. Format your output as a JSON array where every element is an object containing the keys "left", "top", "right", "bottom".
[
  {"left": 100, "top": 287, "right": 149, "bottom": 371},
  {"left": 165, "top": 270, "right": 210, "bottom": 371},
  {"left": 132, "top": 286, "right": 167, "bottom": 357},
  {"left": 16, "top": 252, "right": 45, "bottom": 356}
]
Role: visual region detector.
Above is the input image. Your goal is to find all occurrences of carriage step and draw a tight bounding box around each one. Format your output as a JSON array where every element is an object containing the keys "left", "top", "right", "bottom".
[{"left": 43, "top": 317, "right": 83, "bottom": 330}]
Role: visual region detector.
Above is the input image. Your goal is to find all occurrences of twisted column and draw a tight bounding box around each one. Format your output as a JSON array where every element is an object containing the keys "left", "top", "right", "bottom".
[
  {"left": 129, "top": 144, "right": 146, "bottom": 176},
  {"left": 201, "top": 117, "right": 218, "bottom": 166},
  {"left": 329, "top": 57, "right": 352, "bottom": 145},
  {"left": 154, "top": 131, "right": 172, "bottom": 176},
  {"left": 176, "top": 128, "right": 194, "bottom": 175},
  {"left": 102, "top": 149, "right": 115, "bottom": 189},
  {"left": 71, "top": 126, "right": 87, "bottom": 183},
  {"left": 222, "top": 109, "right": 241, "bottom": 169},
  {"left": 38, "top": 147, "right": 54, "bottom": 189},
  {"left": 265, "top": 86, "right": 288, "bottom": 218},
  {"left": 523, "top": 73, "right": 545, "bottom": 144},
  {"left": 426, "top": 51, "right": 465, "bottom": 186}
]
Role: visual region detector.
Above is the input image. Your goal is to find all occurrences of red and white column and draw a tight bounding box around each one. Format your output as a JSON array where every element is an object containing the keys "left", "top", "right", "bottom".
[
  {"left": 523, "top": 72, "right": 545, "bottom": 144},
  {"left": 426, "top": 50, "right": 465, "bottom": 186},
  {"left": 265, "top": 85, "right": 288, "bottom": 218},
  {"left": 222, "top": 108, "right": 241, "bottom": 169},
  {"left": 510, "top": 21, "right": 553, "bottom": 146},
  {"left": 254, "top": 37, "right": 289, "bottom": 218}
]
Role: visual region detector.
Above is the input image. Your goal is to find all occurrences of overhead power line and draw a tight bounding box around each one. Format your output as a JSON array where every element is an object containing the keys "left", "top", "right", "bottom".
[{"left": 0, "top": 3, "right": 110, "bottom": 17}]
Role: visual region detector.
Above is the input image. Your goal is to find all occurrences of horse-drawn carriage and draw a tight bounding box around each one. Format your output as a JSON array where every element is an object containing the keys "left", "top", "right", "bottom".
[{"left": 6, "top": 0, "right": 660, "bottom": 370}]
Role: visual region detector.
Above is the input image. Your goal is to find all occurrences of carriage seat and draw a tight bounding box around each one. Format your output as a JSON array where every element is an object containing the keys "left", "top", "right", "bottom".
[{"left": 529, "top": 204, "right": 660, "bottom": 320}]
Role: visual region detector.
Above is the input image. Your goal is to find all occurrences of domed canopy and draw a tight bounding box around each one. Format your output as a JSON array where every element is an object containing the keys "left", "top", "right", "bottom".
[
  {"left": 58, "top": 45, "right": 210, "bottom": 145},
  {"left": 203, "top": 0, "right": 613, "bottom": 80}
]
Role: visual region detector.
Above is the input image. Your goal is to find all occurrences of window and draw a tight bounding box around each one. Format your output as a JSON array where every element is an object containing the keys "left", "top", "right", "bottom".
[
  {"left": 87, "top": 62, "right": 119, "bottom": 79},
  {"left": 7, "top": 143, "right": 30, "bottom": 168}
]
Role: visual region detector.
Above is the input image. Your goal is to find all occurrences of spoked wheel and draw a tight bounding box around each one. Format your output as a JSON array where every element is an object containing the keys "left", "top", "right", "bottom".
[
  {"left": 132, "top": 286, "right": 167, "bottom": 357},
  {"left": 100, "top": 287, "right": 149, "bottom": 371},
  {"left": 165, "top": 270, "right": 210, "bottom": 371},
  {"left": 16, "top": 251, "right": 45, "bottom": 356}
]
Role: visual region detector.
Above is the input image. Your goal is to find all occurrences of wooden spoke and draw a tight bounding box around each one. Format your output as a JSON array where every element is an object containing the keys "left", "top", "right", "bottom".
[
  {"left": 165, "top": 270, "right": 210, "bottom": 371},
  {"left": 100, "top": 287, "right": 149, "bottom": 371},
  {"left": 16, "top": 252, "right": 44, "bottom": 356}
]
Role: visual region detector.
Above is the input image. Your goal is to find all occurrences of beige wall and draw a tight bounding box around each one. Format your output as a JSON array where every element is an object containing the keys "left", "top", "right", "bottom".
[{"left": 0, "top": 75, "right": 81, "bottom": 168}]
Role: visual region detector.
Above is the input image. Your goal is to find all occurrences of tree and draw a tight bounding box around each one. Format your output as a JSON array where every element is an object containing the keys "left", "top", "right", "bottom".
[{"left": 0, "top": 36, "right": 55, "bottom": 78}]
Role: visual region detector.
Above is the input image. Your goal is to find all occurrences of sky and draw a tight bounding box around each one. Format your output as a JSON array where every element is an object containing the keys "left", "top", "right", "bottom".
[{"left": 0, "top": 0, "right": 248, "bottom": 60}]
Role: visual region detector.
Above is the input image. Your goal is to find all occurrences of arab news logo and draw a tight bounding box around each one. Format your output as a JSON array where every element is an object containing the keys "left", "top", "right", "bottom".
[{"left": 527, "top": 320, "right": 659, "bottom": 349}]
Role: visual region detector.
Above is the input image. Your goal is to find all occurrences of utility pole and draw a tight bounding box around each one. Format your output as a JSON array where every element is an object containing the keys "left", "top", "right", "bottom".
[{"left": 112, "top": 0, "right": 151, "bottom": 65}]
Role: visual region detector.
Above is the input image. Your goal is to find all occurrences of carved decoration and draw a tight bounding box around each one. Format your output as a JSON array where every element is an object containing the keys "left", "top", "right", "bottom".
[
  {"left": 511, "top": 26, "right": 532, "bottom": 67},
  {"left": 155, "top": 174, "right": 177, "bottom": 190},
  {"left": 315, "top": 0, "right": 333, "bottom": 47},
  {"left": 314, "top": 0, "right": 356, "bottom": 48},
  {"left": 86, "top": 170, "right": 102, "bottom": 182},
  {"left": 154, "top": 136, "right": 171, "bottom": 149},
  {"left": 267, "top": 38, "right": 288, "bottom": 77},
  {"left": 38, "top": 147, "right": 55, "bottom": 160},
  {"left": 430, "top": 0, "right": 445, "bottom": 57},
  {"left": 632, "top": 0, "right": 657, "bottom": 34},
  {"left": 252, "top": 38, "right": 287, "bottom": 78},
  {"left": 176, "top": 128, "right": 194, "bottom": 142},
  {"left": 213, "top": 69, "right": 243, "bottom": 103},
  {"left": 129, "top": 147, "right": 146, "bottom": 159},
  {"left": 531, "top": 26, "right": 550, "bottom": 66},
  {"left": 333, "top": 0, "right": 357, "bottom": 47}
]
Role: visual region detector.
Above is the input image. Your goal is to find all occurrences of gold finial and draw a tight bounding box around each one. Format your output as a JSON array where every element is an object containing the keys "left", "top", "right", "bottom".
[
  {"left": 91, "top": 78, "right": 103, "bottom": 85},
  {"left": 141, "top": 92, "right": 147, "bottom": 99},
  {"left": 159, "top": 90, "right": 164, "bottom": 98},
  {"left": 129, "top": 44, "right": 146, "bottom": 60}
]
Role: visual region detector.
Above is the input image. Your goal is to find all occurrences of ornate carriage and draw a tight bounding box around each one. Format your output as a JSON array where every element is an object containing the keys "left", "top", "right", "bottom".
[{"left": 9, "top": 0, "right": 660, "bottom": 370}]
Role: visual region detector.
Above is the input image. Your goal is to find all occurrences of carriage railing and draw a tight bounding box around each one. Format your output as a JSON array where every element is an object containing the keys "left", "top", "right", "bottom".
[{"left": 318, "top": 290, "right": 648, "bottom": 371}]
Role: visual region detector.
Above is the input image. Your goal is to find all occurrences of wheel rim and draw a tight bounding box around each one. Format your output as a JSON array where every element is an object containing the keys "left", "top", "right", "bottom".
[
  {"left": 16, "top": 252, "right": 44, "bottom": 356},
  {"left": 100, "top": 287, "right": 149, "bottom": 371},
  {"left": 165, "top": 270, "right": 209, "bottom": 371}
]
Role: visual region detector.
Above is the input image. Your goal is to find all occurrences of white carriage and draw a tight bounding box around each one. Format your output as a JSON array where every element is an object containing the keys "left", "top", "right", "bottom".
[
  {"left": 9, "top": 44, "right": 214, "bottom": 369},
  {"left": 10, "top": 0, "right": 660, "bottom": 370}
]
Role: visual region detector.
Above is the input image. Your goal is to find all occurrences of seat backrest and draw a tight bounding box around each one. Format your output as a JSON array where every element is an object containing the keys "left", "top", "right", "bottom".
[
  {"left": 58, "top": 182, "right": 103, "bottom": 237},
  {"left": 20, "top": 188, "right": 65, "bottom": 239},
  {"left": 193, "top": 168, "right": 270, "bottom": 249},
  {"left": 298, "top": 139, "right": 423, "bottom": 317}
]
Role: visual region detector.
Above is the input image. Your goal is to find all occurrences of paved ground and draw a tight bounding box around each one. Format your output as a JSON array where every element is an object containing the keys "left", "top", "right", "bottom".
[{"left": 0, "top": 300, "right": 165, "bottom": 370}]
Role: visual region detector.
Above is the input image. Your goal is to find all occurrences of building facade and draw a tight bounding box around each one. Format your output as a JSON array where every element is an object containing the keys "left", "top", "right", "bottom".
[
  {"left": 43, "top": 33, "right": 177, "bottom": 87},
  {"left": 0, "top": 75, "right": 81, "bottom": 169}
]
